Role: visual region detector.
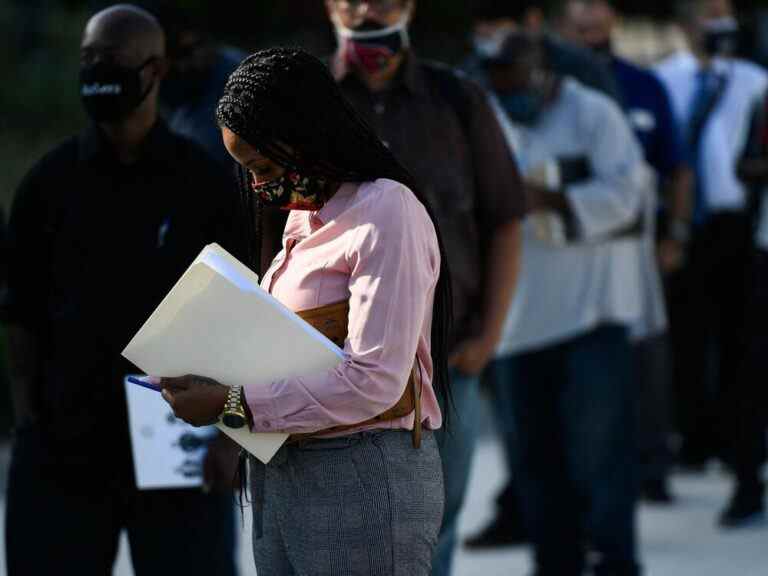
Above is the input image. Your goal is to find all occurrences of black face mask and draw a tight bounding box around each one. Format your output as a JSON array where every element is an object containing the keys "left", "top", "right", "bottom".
[
  {"left": 80, "top": 58, "right": 155, "bottom": 124},
  {"left": 589, "top": 38, "right": 613, "bottom": 57},
  {"left": 701, "top": 17, "right": 741, "bottom": 57},
  {"left": 703, "top": 28, "right": 740, "bottom": 57},
  {"left": 498, "top": 90, "right": 546, "bottom": 126}
]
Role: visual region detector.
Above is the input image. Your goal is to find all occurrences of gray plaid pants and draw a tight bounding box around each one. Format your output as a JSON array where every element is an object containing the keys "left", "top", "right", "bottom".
[{"left": 250, "top": 430, "right": 443, "bottom": 575}]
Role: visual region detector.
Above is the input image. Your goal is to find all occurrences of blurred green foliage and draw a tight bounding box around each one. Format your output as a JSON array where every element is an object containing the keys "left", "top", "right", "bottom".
[{"left": 0, "top": 1, "right": 88, "bottom": 211}]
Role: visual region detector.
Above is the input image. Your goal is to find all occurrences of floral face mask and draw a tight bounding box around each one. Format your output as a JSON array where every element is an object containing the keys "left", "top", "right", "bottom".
[{"left": 251, "top": 171, "right": 329, "bottom": 211}]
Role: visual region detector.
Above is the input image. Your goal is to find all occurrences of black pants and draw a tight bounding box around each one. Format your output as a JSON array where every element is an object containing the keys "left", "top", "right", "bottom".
[
  {"left": 666, "top": 212, "right": 752, "bottom": 464},
  {"left": 5, "top": 426, "right": 239, "bottom": 576},
  {"left": 634, "top": 333, "right": 673, "bottom": 484},
  {"left": 504, "top": 326, "right": 640, "bottom": 576},
  {"left": 730, "top": 249, "right": 768, "bottom": 487}
]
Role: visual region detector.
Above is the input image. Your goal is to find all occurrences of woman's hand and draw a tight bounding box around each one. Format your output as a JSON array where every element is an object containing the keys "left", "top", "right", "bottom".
[{"left": 153, "top": 375, "right": 229, "bottom": 427}]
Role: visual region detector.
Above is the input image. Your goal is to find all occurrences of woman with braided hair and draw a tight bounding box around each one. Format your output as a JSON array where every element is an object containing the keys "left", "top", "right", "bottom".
[{"left": 157, "top": 47, "right": 451, "bottom": 575}]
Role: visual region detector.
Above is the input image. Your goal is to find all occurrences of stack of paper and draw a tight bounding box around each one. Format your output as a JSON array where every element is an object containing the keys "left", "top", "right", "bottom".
[
  {"left": 122, "top": 243, "right": 344, "bottom": 463},
  {"left": 124, "top": 374, "right": 219, "bottom": 489}
]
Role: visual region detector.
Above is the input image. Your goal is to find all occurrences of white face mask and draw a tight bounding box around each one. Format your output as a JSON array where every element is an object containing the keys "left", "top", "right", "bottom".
[{"left": 473, "top": 30, "right": 511, "bottom": 58}]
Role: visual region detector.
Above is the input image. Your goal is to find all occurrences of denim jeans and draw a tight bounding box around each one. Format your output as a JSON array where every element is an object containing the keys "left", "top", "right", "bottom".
[
  {"left": 504, "top": 325, "right": 641, "bottom": 576},
  {"left": 431, "top": 368, "right": 480, "bottom": 576},
  {"left": 487, "top": 356, "right": 523, "bottom": 516},
  {"left": 488, "top": 357, "right": 518, "bottom": 475}
]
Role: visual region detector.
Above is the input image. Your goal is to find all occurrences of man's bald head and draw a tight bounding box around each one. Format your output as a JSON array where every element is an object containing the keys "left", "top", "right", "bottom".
[
  {"left": 82, "top": 4, "right": 165, "bottom": 65},
  {"left": 79, "top": 4, "right": 169, "bottom": 130}
]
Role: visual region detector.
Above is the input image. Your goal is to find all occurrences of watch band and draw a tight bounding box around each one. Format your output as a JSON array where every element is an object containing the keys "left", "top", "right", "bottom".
[{"left": 222, "top": 384, "right": 246, "bottom": 429}]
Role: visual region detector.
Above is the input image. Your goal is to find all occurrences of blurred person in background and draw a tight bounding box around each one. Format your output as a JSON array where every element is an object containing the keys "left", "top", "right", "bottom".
[
  {"left": 323, "top": 1, "right": 527, "bottom": 573},
  {"left": 655, "top": 0, "right": 768, "bottom": 475},
  {"left": 713, "top": 91, "right": 768, "bottom": 528},
  {"left": 145, "top": 2, "right": 289, "bottom": 273},
  {"left": 562, "top": 0, "right": 693, "bottom": 505},
  {"left": 147, "top": 1, "right": 246, "bottom": 167},
  {"left": 3, "top": 5, "right": 244, "bottom": 574},
  {"left": 465, "top": 1, "right": 620, "bottom": 101},
  {"left": 463, "top": 0, "right": 620, "bottom": 551},
  {"left": 486, "top": 32, "right": 648, "bottom": 576}
]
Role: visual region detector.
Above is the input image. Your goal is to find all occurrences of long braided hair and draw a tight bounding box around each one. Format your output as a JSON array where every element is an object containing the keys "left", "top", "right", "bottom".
[{"left": 215, "top": 47, "right": 453, "bottom": 418}]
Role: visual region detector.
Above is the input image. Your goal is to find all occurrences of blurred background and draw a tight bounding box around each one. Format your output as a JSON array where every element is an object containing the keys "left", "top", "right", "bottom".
[
  {"left": 5, "top": 0, "right": 768, "bottom": 221},
  {"left": 3, "top": 0, "right": 768, "bottom": 438}
]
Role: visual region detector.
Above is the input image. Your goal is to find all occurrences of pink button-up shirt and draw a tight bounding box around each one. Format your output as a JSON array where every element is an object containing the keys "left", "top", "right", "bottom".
[{"left": 244, "top": 179, "right": 443, "bottom": 435}]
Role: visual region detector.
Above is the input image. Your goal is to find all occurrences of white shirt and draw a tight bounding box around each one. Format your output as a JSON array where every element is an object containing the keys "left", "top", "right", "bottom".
[
  {"left": 492, "top": 79, "right": 649, "bottom": 356},
  {"left": 655, "top": 51, "right": 768, "bottom": 212}
]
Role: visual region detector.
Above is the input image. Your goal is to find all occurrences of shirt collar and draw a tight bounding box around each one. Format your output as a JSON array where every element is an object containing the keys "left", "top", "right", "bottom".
[
  {"left": 78, "top": 119, "right": 177, "bottom": 165},
  {"left": 312, "top": 182, "right": 358, "bottom": 226},
  {"left": 331, "top": 49, "right": 428, "bottom": 97}
]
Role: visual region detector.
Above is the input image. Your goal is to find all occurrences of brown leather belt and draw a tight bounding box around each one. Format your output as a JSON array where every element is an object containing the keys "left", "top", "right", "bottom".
[{"left": 289, "top": 300, "right": 423, "bottom": 448}]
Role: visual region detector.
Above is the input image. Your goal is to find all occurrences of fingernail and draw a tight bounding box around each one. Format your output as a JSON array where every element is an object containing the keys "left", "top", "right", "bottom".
[{"left": 146, "top": 376, "right": 161, "bottom": 385}]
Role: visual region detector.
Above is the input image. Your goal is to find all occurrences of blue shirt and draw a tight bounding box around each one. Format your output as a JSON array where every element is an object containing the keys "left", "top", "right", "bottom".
[
  {"left": 164, "top": 47, "right": 245, "bottom": 167},
  {"left": 612, "top": 56, "right": 685, "bottom": 180}
]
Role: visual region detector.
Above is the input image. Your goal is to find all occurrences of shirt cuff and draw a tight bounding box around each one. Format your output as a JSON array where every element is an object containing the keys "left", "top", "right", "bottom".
[{"left": 243, "top": 382, "right": 285, "bottom": 433}]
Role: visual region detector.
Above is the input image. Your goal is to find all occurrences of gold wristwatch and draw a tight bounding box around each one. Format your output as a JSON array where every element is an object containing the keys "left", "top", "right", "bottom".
[{"left": 221, "top": 384, "right": 246, "bottom": 429}]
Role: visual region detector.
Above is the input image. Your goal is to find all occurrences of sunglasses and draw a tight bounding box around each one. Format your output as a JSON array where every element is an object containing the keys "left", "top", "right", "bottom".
[{"left": 332, "top": 0, "right": 404, "bottom": 14}]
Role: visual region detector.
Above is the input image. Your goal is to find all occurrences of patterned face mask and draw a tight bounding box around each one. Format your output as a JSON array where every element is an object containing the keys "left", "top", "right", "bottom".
[{"left": 251, "top": 171, "right": 329, "bottom": 211}]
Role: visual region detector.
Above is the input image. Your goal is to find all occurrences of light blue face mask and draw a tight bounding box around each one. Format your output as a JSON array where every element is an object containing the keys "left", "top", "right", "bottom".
[{"left": 498, "top": 90, "right": 545, "bottom": 126}]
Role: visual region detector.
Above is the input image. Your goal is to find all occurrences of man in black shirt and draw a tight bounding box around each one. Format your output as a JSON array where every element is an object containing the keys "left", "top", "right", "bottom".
[{"left": 3, "top": 5, "right": 243, "bottom": 574}]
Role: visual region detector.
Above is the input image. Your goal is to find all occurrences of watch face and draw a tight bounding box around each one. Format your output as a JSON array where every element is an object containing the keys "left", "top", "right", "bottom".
[{"left": 222, "top": 413, "right": 246, "bottom": 429}]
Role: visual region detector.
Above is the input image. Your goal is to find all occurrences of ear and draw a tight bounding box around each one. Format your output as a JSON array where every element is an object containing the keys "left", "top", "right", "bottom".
[{"left": 152, "top": 56, "right": 171, "bottom": 81}]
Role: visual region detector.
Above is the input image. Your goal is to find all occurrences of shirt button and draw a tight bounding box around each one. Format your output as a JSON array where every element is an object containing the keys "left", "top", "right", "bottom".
[
  {"left": 382, "top": 140, "right": 390, "bottom": 148},
  {"left": 374, "top": 102, "right": 386, "bottom": 115}
]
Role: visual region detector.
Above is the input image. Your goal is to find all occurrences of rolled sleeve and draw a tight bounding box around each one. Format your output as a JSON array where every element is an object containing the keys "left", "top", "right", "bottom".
[
  {"left": 244, "top": 184, "right": 440, "bottom": 434},
  {"left": 565, "top": 93, "right": 646, "bottom": 240}
]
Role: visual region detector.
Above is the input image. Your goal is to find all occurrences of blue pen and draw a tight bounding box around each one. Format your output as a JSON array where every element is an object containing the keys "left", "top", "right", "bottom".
[{"left": 127, "top": 376, "right": 162, "bottom": 393}]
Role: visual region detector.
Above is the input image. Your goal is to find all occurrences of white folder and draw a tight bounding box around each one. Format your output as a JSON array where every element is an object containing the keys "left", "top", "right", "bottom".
[{"left": 122, "top": 243, "right": 344, "bottom": 464}]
